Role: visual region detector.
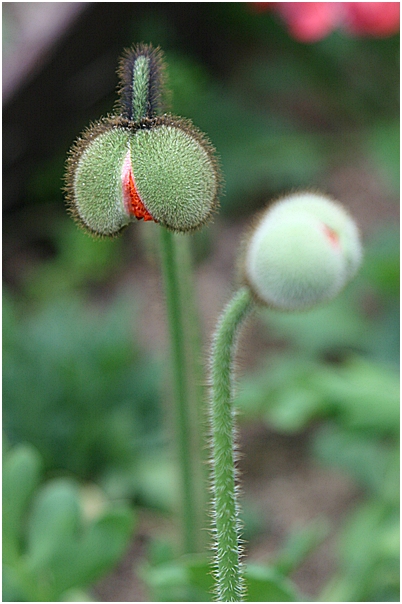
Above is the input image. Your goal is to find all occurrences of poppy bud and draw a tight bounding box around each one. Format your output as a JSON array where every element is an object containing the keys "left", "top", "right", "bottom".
[
  {"left": 65, "top": 42, "right": 221, "bottom": 237},
  {"left": 242, "top": 191, "right": 362, "bottom": 311},
  {"left": 65, "top": 115, "right": 221, "bottom": 237}
]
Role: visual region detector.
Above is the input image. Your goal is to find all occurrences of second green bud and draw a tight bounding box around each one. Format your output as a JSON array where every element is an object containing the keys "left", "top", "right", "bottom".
[{"left": 241, "top": 192, "right": 362, "bottom": 311}]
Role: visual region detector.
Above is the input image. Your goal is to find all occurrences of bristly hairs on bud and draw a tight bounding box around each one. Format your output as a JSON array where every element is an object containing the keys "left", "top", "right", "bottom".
[{"left": 116, "top": 43, "right": 168, "bottom": 122}]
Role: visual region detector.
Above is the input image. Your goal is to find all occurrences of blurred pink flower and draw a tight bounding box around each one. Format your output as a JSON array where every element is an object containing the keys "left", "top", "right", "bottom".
[
  {"left": 342, "top": 2, "right": 400, "bottom": 37},
  {"left": 274, "top": 2, "right": 339, "bottom": 42},
  {"left": 251, "top": 2, "right": 400, "bottom": 42}
]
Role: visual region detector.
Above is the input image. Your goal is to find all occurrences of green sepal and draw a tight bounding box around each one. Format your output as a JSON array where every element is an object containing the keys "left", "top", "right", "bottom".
[
  {"left": 130, "top": 115, "right": 222, "bottom": 232},
  {"left": 65, "top": 118, "right": 133, "bottom": 238}
]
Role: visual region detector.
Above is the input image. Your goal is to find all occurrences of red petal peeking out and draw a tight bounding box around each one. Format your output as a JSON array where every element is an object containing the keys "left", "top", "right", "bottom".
[
  {"left": 122, "top": 151, "right": 155, "bottom": 222},
  {"left": 322, "top": 223, "right": 341, "bottom": 249}
]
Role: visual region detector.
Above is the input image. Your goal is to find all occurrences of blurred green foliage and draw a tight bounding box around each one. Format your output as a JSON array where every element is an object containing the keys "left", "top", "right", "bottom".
[
  {"left": 140, "top": 553, "right": 301, "bottom": 602},
  {"left": 3, "top": 443, "right": 135, "bottom": 602},
  {"left": 3, "top": 222, "right": 167, "bottom": 510},
  {"left": 163, "top": 7, "right": 399, "bottom": 213},
  {"left": 3, "top": 289, "right": 163, "bottom": 483},
  {"left": 140, "top": 518, "right": 330, "bottom": 601},
  {"left": 3, "top": 3, "right": 399, "bottom": 601}
]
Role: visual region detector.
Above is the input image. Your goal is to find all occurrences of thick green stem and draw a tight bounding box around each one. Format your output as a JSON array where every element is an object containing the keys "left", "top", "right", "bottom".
[
  {"left": 159, "top": 227, "right": 200, "bottom": 554},
  {"left": 209, "top": 287, "right": 254, "bottom": 602},
  {"left": 175, "top": 234, "right": 209, "bottom": 547}
]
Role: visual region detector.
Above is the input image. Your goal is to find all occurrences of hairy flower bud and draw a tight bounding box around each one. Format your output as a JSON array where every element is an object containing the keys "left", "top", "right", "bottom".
[
  {"left": 65, "top": 42, "right": 222, "bottom": 237},
  {"left": 242, "top": 191, "right": 362, "bottom": 311},
  {"left": 65, "top": 115, "right": 221, "bottom": 237}
]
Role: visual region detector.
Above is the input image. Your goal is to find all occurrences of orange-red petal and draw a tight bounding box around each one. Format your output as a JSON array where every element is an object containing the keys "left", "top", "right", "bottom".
[{"left": 122, "top": 151, "right": 155, "bottom": 222}]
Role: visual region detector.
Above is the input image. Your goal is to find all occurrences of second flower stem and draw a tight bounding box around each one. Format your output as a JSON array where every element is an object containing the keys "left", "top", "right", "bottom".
[{"left": 210, "top": 286, "right": 254, "bottom": 602}]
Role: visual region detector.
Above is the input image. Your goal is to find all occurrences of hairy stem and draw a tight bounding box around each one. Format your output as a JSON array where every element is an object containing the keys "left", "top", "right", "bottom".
[
  {"left": 159, "top": 228, "right": 201, "bottom": 554},
  {"left": 209, "top": 286, "right": 254, "bottom": 602}
]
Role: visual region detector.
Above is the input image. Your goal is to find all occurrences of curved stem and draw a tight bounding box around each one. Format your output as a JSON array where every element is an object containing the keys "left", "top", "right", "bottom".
[
  {"left": 159, "top": 228, "right": 200, "bottom": 554},
  {"left": 209, "top": 286, "right": 254, "bottom": 602}
]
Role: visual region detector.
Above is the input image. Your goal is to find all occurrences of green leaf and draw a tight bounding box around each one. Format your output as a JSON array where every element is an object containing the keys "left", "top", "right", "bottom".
[
  {"left": 71, "top": 506, "right": 135, "bottom": 588},
  {"left": 141, "top": 554, "right": 301, "bottom": 602},
  {"left": 360, "top": 226, "right": 399, "bottom": 299},
  {"left": 273, "top": 518, "right": 330, "bottom": 576},
  {"left": 59, "top": 588, "right": 94, "bottom": 601},
  {"left": 320, "top": 356, "right": 399, "bottom": 435},
  {"left": 312, "top": 424, "right": 398, "bottom": 495},
  {"left": 3, "top": 288, "right": 162, "bottom": 481},
  {"left": 262, "top": 288, "right": 369, "bottom": 356},
  {"left": 140, "top": 559, "right": 199, "bottom": 602},
  {"left": 135, "top": 454, "right": 178, "bottom": 511},
  {"left": 236, "top": 355, "right": 328, "bottom": 432},
  {"left": 25, "top": 478, "right": 81, "bottom": 571},
  {"left": 3, "top": 444, "right": 42, "bottom": 563},
  {"left": 16, "top": 476, "right": 134, "bottom": 600},
  {"left": 339, "top": 501, "right": 394, "bottom": 569},
  {"left": 245, "top": 564, "right": 299, "bottom": 602},
  {"left": 184, "top": 554, "right": 214, "bottom": 596},
  {"left": 2, "top": 564, "right": 31, "bottom": 603},
  {"left": 266, "top": 385, "right": 323, "bottom": 432},
  {"left": 365, "top": 120, "right": 400, "bottom": 195},
  {"left": 321, "top": 493, "right": 399, "bottom": 602}
]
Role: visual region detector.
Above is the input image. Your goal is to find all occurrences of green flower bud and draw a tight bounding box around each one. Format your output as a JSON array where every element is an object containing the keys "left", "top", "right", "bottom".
[
  {"left": 243, "top": 191, "right": 362, "bottom": 311},
  {"left": 65, "top": 42, "right": 222, "bottom": 237},
  {"left": 65, "top": 116, "right": 221, "bottom": 237},
  {"left": 130, "top": 116, "right": 221, "bottom": 232}
]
